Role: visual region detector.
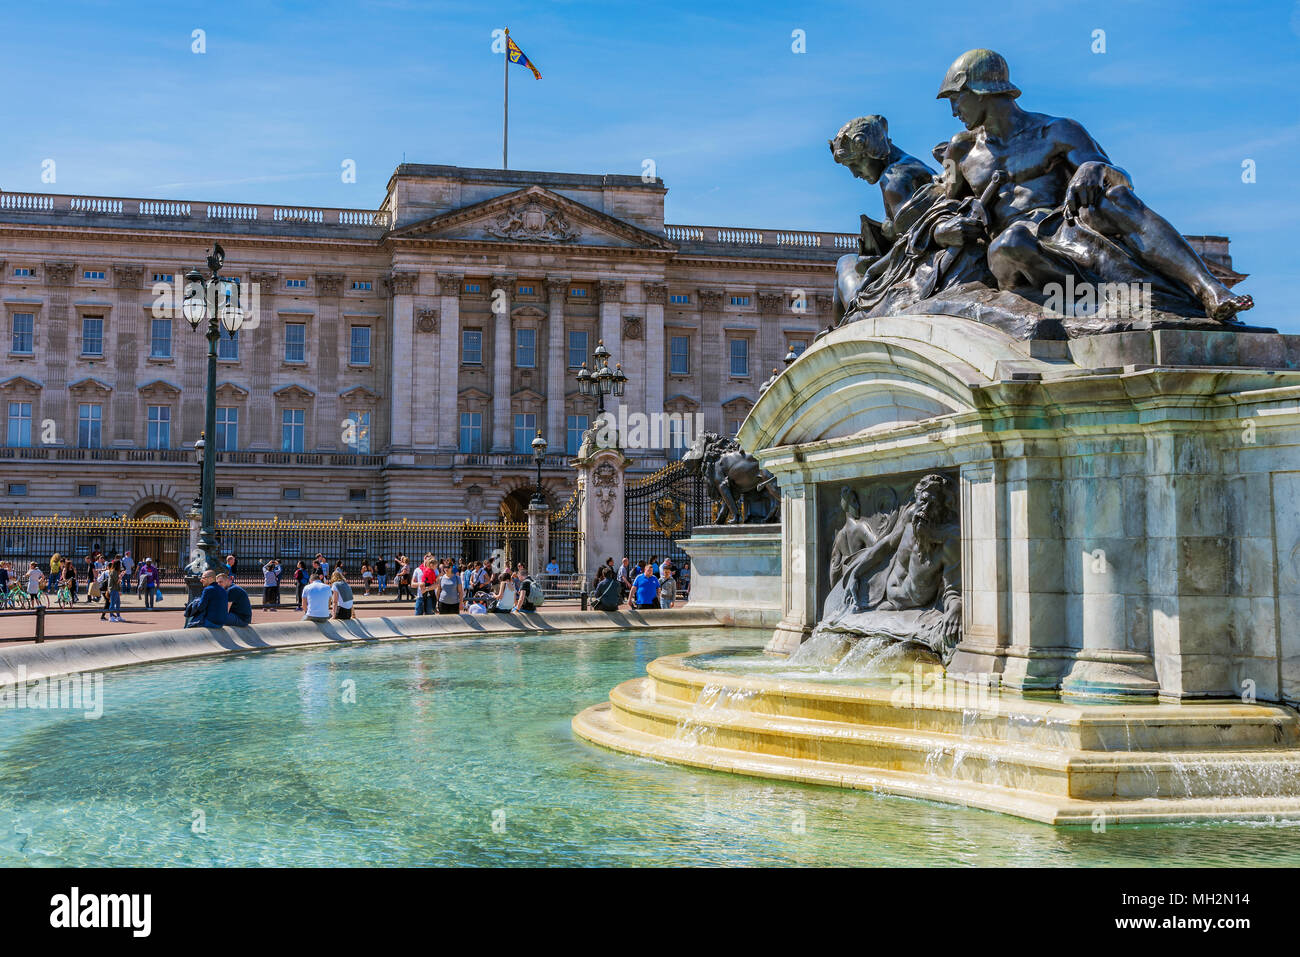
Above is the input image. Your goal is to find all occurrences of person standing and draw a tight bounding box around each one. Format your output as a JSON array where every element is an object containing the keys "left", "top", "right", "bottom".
[
  {"left": 375, "top": 557, "right": 388, "bottom": 595},
  {"left": 47, "top": 553, "right": 62, "bottom": 596},
  {"left": 437, "top": 563, "right": 463, "bottom": 615},
  {"left": 225, "top": 554, "right": 238, "bottom": 584},
  {"left": 262, "top": 559, "right": 281, "bottom": 610},
  {"left": 61, "top": 560, "right": 78, "bottom": 605},
  {"left": 25, "top": 562, "right": 46, "bottom": 606},
  {"left": 101, "top": 559, "right": 123, "bottom": 622},
  {"left": 658, "top": 564, "right": 677, "bottom": 609},
  {"left": 293, "top": 560, "right": 308, "bottom": 611},
  {"left": 121, "top": 551, "right": 135, "bottom": 591},
  {"left": 139, "top": 559, "right": 158, "bottom": 610},
  {"left": 617, "top": 558, "right": 633, "bottom": 601},
  {"left": 360, "top": 560, "right": 373, "bottom": 596},
  {"left": 631, "top": 563, "right": 660, "bottom": 611}
]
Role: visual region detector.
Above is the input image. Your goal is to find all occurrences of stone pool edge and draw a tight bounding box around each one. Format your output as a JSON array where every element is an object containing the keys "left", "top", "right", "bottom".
[{"left": 0, "top": 608, "right": 729, "bottom": 681}]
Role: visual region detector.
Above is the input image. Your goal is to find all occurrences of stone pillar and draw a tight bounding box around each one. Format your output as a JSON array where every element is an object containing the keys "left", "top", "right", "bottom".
[
  {"left": 247, "top": 269, "right": 278, "bottom": 449},
  {"left": 643, "top": 282, "right": 667, "bottom": 450},
  {"left": 42, "top": 262, "right": 75, "bottom": 445},
  {"left": 315, "top": 273, "right": 346, "bottom": 450},
  {"left": 545, "top": 277, "right": 569, "bottom": 450},
  {"left": 948, "top": 460, "right": 1013, "bottom": 681},
  {"left": 766, "top": 478, "right": 818, "bottom": 654},
  {"left": 111, "top": 264, "right": 144, "bottom": 446},
  {"left": 526, "top": 502, "right": 550, "bottom": 577},
  {"left": 573, "top": 445, "right": 630, "bottom": 582},
  {"left": 384, "top": 271, "right": 417, "bottom": 451},
  {"left": 597, "top": 280, "right": 625, "bottom": 426},
  {"left": 697, "top": 288, "right": 724, "bottom": 433},
  {"left": 436, "top": 272, "right": 463, "bottom": 451},
  {"left": 490, "top": 274, "right": 515, "bottom": 452}
]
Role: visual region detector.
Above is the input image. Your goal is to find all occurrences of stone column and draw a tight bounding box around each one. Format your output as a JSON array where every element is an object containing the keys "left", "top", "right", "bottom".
[
  {"left": 948, "top": 460, "right": 1013, "bottom": 682},
  {"left": 111, "top": 264, "right": 144, "bottom": 446},
  {"left": 315, "top": 273, "right": 346, "bottom": 450},
  {"left": 384, "top": 271, "right": 417, "bottom": 451},
  {"left": 435, "top": 272, "right": 462, "bottom": 451},
  {"left": 526, "top": 502, "right": 550, "bottom": 577},
  {"left": 643, "top": 282, "right": 667, "bottom": 450},
  {"left": 573, "top": 445, "right": 630, "bottom": 582},
  {"left": 490, "top": 274, "right": 515, "bottom": 452},
  {"left": 42, "top": 262, "right": 75, "bottom": 446},
  {"left": 597, "top": 280, "right": 625, "bottom": 427},
  {"left": 545, "top": 277, "right": 569, "bottom": 450},
  {"left": 766, "top": 478, "right": 818, "bottom": 654},
  {"left": 247, "top": 269, "right": 279, "bottom": 449},
  {"left": 697, "top": 288, "right": 724, "bottom": 433}
]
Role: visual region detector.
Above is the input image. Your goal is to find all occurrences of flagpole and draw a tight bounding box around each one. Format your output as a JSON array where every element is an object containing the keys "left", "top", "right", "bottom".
[{"left": 503, "top": 26, "right": 509, "bottom": 169}]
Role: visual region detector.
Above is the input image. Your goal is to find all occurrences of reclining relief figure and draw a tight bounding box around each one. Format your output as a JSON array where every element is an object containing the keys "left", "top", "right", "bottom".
[{"left": 817, "top": 474, "right": 962, "bottom": 663}]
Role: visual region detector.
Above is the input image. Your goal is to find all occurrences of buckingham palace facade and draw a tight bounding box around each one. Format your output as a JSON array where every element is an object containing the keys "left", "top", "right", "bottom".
[
  {"left": 0, "top": 163, "right": 1245, "bottom": 523},
  {"left": 0, "top": 164, "right": 861, "bottom": 522}
]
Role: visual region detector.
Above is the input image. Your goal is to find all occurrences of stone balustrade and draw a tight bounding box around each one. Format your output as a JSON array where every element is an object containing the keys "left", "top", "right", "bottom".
[{"left": 664, "top": 223, "right": 857, "bottom": 252}]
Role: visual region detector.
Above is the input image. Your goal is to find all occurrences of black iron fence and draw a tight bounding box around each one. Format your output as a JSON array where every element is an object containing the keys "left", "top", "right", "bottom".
[
  {"left": 623, "top": 460, "right": 715, "bottom": 569},
  {"left": 0, "top": 516, "right": 532, "bottom": 583}
]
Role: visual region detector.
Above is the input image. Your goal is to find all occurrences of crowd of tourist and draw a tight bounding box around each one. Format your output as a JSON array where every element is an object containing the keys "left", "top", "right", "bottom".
[{"left": 590, "top": 555, "right": 688, "bottom": 611}]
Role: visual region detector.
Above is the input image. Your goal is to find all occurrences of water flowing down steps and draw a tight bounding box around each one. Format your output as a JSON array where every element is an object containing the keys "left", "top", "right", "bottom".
[{"left": 573, "top": 654, "right": 1300, "bottom": 825}]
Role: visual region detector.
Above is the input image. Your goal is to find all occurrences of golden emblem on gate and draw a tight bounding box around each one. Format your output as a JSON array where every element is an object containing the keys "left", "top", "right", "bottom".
[{"left": 649, "top": 496, "right": 686, "bottom": 534}]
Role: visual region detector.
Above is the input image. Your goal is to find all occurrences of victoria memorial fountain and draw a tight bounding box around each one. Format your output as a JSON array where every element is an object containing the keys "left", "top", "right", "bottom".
[{"left": 574, "top": 50, "right": 1300, "bottom": 825}]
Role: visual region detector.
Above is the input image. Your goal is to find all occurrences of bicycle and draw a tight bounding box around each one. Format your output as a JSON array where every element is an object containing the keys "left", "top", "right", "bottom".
[
  {"left": 55, "top": 583, "right": 74, "bottom": 609},
  {"left": 3, "top": 583, "right": 28, "bottom": 610}
]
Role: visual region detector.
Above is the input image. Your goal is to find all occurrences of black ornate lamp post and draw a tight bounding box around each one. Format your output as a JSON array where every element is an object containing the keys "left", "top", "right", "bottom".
[
  {"left": 181, "top": 243, "right": 244, "bottom": 580},
  {"left": 530, "top": 430, "right": 548, "bottom": 508},
  {"left": 575, "top": 339, "right": 629, "bottom": 445}
]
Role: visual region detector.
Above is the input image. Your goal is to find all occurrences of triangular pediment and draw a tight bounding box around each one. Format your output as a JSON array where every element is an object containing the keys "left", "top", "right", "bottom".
[{"left": 389, "top": 185, "right": 676, "bottom": 251}]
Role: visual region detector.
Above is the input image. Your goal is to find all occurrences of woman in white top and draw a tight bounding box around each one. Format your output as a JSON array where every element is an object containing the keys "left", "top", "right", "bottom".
[
  {"left": 26, "top": 562, "right": 45, "bottom": 597},
  {"left": 493, "top": 574, "right": 516, "bottom": 614}
]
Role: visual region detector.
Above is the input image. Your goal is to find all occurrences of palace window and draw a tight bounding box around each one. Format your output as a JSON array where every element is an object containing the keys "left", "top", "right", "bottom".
[
  {"left": 282, "top": 487, "right": 302, "bottom": 500},
  {"left": 347, "top": 410, "right": 371, "bottom": 453},
  {"left": 152, "top": 272, "right": 173, "bottom": 283},
  {"left": 6, "top": 401, "right": 32, "bottom": 447},
  {"left": 789, "top": 339, "right": 807, "bottom": 357},
  {"left": 458, "top": 412, "right": 483, "bottom": 453},
  {"left": 150, "top": 319, "right": 172, "bottom": 358},
  {"left": 81, "top": 316, "right": 104, "bottom": 357},
  {"left": 77, "top": 403, "right": 102, "bottom": 449},
  {"left": 13, "top": 267, "right": 32, "bottom": 278},
  {"left": 349, "top": 325, "right": 371, "bottom": 366},
  {"left": 79, "top": 484, "right": 98, "bottom": 497},
  {"left": 670, "top": 336, "right": 690, "bottom": 375},
  {"left": 729, "top": 338, "right": 749, "bottom": 377},
  {"left": 462, "top": 330, "right": 483, "bottom": 365},
  {"left": 568, "top": 330, "right": 588, "bottom": 370},
  {"left": 569, "top": 287, "right": 587, "bottom": 298},
  {"left": 281, "top": 408, "right": 305, "bottom": 452},
  {"left": 217, "top": 325, "right": 239, "bottom": 361},
  {"left": 351, "top": 280, "right": 372, "bottom": 291},
  {"left": 515, "top": 328, "right": 536, "bottom": 368},
  {"left": 566, "top": 414, "right": 589, "bottom": 456},
  {"left": 669, "top": 293, "right": 690, "bottom": 304},
  {"left": 349, "top": 488, "right": 367, "bottom": 502},
  {"left": 146, "top": 405, "right": 171, "bottom": 449},
  {"left": 513, "top": 413, "right": 537, "bottom": 454},
  {"left": 729, "top": 295, "right": 750, "bottom": 307},
  {"left": 215, "top": 486, "right": 235, "bottom": 500},
  {"left": 7, "top": 483, "right": 27, "bottom": 496},
  {"left": 286, "top": 278, "right": 307, "bottom": 289},
  {"left": 285, "top": 323, "right": 306, "bottom": 363},
  {"left": 667, "top": 418, "right": 685, "bottom": 461},
  {"left": 10, "top": 313, "right": 34, "bottom": 354},
  {"left": 83, "top": 270, "right": 106, "bottom": 280},
  {"left": 517, "top": 285, "right": 534, "bottom": 296},
  {"left": 464, "top": 283, "right": 482, "bottom": 294},
  {"left": 215, "top": 407, "right": 239, "bottom": 451}
]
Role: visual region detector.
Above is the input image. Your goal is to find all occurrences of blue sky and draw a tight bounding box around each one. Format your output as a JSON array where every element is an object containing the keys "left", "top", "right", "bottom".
[{"left": 2, "top": 0, "right": 1297, "bottom": 328}]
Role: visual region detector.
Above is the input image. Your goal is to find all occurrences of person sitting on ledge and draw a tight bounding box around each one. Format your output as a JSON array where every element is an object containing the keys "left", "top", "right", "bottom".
[
  {"left": 330, "top": 569, "right": 356, "bottom": 620},
  {"left": 184, "top": 569, "right": 228, "bottom": 629},
  {"left": 591, "top": 567, "right": 622, "bottom": 611},
  {"left": 218, "top": 571, "right": 253, "bottom": 627},
  {"left": 301, "top": 571, "right": 333, "bottom": 623}
]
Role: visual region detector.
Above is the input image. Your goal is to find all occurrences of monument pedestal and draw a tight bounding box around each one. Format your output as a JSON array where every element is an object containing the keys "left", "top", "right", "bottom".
[{"left": 678, "top": 524, "right": 782, "bottom": 630}]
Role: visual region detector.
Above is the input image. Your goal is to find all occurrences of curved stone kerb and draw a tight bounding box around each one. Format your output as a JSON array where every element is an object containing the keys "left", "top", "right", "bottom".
[{"left": 742, "top": 315, "right": 1051, "bottom": 450}]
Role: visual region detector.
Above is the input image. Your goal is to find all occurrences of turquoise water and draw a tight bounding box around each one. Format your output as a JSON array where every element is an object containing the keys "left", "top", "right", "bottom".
[{"left": 3, "top": 627, "right": 1300, "bottom": 866}]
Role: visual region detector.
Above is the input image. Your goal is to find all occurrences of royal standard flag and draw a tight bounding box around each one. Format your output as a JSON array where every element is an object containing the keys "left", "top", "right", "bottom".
[{"left": 506, "top": 34, "right": 542, "bottom": 79}]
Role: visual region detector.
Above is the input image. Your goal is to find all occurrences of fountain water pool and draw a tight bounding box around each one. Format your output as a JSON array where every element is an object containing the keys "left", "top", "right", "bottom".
[{"left": 7, "top": 626, "right": 1300, "bottom": 865}]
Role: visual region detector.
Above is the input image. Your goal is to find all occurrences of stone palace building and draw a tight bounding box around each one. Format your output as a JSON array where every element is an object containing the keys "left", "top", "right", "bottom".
[{"left": 0, "top": 163, "right": 1246, "bottom": 522}]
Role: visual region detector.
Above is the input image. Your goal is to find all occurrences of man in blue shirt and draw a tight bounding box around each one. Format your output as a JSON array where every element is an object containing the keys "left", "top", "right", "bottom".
[
  {"left": 219, "top": 571, "right": 253, "bottom": 626},
  {"left": 632, "top": 563, "right": 660, "bottom": 610},
  {"left": 185, "top": 570, "right": 228, "bottom": 628}
]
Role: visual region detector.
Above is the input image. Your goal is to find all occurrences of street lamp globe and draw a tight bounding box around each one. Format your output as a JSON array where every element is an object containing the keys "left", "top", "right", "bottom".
[
  {"left": 594, "top": 361, "right": 613, "bottom": 395},
  {"left": 576, "top": 362, "right": 592, "bottom": 396},
  {"left": 612, "top": 363, "right": 627, "bottom": 397},
  {"left": 182, "top": 269, "right": 207, "bottom": 329},
  {"left": 531, "top": 430, "right": 548, "bottom": 461},
  {"left": 217, "top": 279, "right": 244, "bottom": 335}
]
